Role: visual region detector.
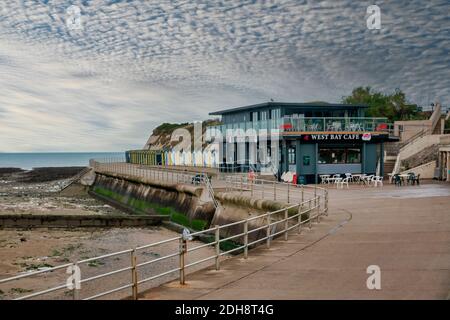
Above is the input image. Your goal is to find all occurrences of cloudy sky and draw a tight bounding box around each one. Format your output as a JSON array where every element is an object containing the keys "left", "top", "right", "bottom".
[{"left": 0, "top": 0, "right": 448, "bottom": 152}]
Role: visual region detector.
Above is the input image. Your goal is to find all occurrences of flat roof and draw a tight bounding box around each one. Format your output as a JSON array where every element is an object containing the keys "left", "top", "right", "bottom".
[{"left": 209, "top": 101, "right": 368, "bottom": 115}]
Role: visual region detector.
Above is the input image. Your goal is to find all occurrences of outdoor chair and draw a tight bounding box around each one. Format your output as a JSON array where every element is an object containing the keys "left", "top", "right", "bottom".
[
  {"left": 406, "top": 173, "right": 416, "bottom": 185},
  {"left": 372, "top": 176, "right": 383, "bottom": 187},
  {"left": 393, "top": 174, "right": 402, "bottom": 186},
  {"left": 345, "top": 173, "right": 353, "bottom": 182},
  {"left": 336, "top": 177, "right": 350, "bottom": 189},
  {"left": 411, "top": 174, "right": 420, "bottom": 186}
]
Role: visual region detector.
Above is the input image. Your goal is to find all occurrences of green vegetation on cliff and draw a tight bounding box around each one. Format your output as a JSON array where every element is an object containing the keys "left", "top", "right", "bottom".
[{"left": 92, "top": 186, "right": 207, "bottom": 231}]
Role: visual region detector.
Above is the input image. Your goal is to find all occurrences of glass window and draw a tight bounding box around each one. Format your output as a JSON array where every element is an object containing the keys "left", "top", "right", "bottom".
[
  {"left": 261, "top": 111, "right": 268, "bottom": 121},
  {"left": 251, "top": 112, "right": 258, "bottom": 122},
  {"left": 318, "top": 148, "right": 361, "bottom": 164},
  {"left": 270, "top": 109, "right": 280, "bottom": 119},
  {"left": 288, "top": 147, "right": 296, "bottom": 165}
]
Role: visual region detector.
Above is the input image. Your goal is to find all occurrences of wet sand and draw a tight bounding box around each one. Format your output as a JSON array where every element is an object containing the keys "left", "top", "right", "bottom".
[{"left": 0, "top": 167, "right": 121, "bottom": 216}]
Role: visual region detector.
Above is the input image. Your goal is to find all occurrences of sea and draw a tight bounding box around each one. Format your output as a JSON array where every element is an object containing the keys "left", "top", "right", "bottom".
[{"left": 0, "top": 152, "right": 125, "bottom": 170}]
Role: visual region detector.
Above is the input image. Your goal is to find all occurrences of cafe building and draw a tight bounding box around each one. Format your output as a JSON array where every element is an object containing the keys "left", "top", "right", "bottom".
[{"left": 208, "top": 102, "right": 399, "bottom": 184}]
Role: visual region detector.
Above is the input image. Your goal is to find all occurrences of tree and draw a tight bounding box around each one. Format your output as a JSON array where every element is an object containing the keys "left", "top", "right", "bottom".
[{"left": 342, "top": 87, "right": 420, "bottom": 121}]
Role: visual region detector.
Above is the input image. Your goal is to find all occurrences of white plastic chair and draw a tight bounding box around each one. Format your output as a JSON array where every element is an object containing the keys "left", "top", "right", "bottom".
[
  {"left": 373, "top": 176, "right": 383, "bottom": 187},
  {"left": 345, "top": 173, "right": 353, "bottom": 182},
  {"left": 336, "top": 177, "right": 350, "bottom": 189}
]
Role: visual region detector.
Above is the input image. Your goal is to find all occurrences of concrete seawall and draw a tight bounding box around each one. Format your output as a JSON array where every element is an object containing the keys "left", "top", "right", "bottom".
[
  {"left": 0, "top": 214, "right": 166, "bottom": 228},
  {"left": 90, "top": 173, "right": 216, "bottom": 230}
]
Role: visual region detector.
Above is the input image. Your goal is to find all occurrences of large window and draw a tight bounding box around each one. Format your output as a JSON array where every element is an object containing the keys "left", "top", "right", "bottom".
[
  {"left": 318, "top": 147, "right": 361, "bottom": 164},
  {"left": 261, "top": 111, "right": 268, "bottom": 121},
  {"left": 288, "top": 147, "right": 296, "bottom": 165},
  {"left": 270, "top": 109, "right": 280, "bottom": 119}
]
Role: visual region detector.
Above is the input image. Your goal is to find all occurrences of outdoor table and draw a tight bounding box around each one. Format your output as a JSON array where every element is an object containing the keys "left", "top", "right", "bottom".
[
  {"left": 360, "top": 175, "right": 373, "bottom": 185},
  {"left": 398, "top": 174, "right": 410, "bottom": 185}
]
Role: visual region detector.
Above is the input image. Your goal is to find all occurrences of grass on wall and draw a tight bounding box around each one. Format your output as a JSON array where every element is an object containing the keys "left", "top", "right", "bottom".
[{"left": 92, "top": 186, "right": 208, "bottom": 231}]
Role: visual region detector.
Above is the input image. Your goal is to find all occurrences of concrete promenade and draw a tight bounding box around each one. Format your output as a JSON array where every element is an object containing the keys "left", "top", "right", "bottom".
[{"left": 141, "top": 182, "right": 450, "bottom": 299}]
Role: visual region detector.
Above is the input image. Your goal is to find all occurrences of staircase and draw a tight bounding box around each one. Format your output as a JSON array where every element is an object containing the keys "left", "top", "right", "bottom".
[
  {"left": 383, "top": 157, "right": 397, "bottom": 178},
  {"left": 59, "top": 167, "right": 92, "bottom": 192},
  {"left": 204, "top": 175, "right": 219, "bottom": 209}
]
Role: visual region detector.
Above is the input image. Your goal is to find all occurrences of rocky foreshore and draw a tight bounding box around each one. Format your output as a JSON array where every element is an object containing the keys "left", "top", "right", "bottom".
[{"left": 0, "top": 166, "right": 120, "bottom": 216}]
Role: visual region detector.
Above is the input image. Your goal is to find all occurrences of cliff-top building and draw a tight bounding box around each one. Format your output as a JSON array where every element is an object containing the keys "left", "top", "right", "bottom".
[{"left": 207, "top": 102, "right": 399, "bottom": 183}]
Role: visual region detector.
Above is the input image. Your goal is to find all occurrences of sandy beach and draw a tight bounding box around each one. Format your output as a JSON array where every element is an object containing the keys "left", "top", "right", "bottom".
[{"left": 0, "top": 167, "right": 218, "bottom": 300}]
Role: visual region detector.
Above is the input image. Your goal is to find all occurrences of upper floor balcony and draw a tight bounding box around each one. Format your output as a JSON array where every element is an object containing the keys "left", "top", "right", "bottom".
[{"left": 207, "top": 116, "right": 396, "bottom": 137}]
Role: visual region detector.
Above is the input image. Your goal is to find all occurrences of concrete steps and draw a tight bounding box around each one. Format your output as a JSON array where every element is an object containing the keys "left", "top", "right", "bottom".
[{"left": 384, "top": 159, "right": 396, "bottom": 178}]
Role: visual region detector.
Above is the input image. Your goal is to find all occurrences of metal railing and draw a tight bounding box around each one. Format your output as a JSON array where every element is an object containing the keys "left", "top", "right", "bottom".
[
  {"left": 91, "top": 160, "right": 203, "bottom": 185},
  {"left": 0, "top": 171, "right": 328, "bottom": 300},
  {"left": 208, "top": 117, "right": 395, "bottom": 135},
  {"left": 223, "top": 175, "right": 326, "bottom": 206}
]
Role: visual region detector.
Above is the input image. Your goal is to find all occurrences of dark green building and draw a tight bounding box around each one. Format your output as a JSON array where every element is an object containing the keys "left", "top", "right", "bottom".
[{"left": 208, "top": 102, "right": 398, "bottom": 183}]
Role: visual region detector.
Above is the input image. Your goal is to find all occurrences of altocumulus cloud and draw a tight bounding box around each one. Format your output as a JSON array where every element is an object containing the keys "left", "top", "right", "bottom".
[{"left": 0, "top": 0, "right": 448, "bottom": 151}]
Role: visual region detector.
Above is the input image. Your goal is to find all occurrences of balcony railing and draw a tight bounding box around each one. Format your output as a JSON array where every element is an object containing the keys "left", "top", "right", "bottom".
[
  {"left": 282, "top": 117, "right": 393, "bottom": 134},
  {"left": 207, "top": 117, "right": 395, "bottom": 135}
]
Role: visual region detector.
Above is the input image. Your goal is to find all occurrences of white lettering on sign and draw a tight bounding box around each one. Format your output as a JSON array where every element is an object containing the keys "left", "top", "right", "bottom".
[{"left": 309, "top": 134, "right": 360, "bottom": 140}]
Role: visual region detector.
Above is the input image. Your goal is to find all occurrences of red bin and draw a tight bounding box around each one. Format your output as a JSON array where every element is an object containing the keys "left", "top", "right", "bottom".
[{"left": 292, "top": 174, "right": 297, "bottom": 184}]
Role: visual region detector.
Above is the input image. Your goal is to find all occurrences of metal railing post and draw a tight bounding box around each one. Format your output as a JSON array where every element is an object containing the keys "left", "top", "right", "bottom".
[
  {"left": 309, "top": 199, "right": 312, "bottom": 229},
  {"left": 301, "top": 185, "right": 304, "bottom": 203},
  {"left": 273, "top": 182, "right": 276, "bottom": 201},
  {"left": 284, "top": 209, "right": 289, "bottom": 241},
  {"left": 244, "top": 220, "right": 249, "bottom": 259},
  {"left": 317, "top": 196, "right": 321, "bottom": 223},
  {"left": 131, "top": 249, "right": 138, "bottom": 300},
  {"left": 287, "top": 183, "right": 290, "bottom": 203},
  {"left": 179, "top": 238, "right": 186, "bottom": 285},
  {"left": 297, "top": 205, "right": 302, "bottom": 234},
  {"left": 266, "top": 213, "right": 271, "bottom": 248},
  {"left": 240, "top": 176, "right": 243, "bottom": 194},
  {"left": 262, "top": 180, "right": 264, "bottom": 199},
  {"left": 215, "top": 225, "right": 220, "bottom": 270}
]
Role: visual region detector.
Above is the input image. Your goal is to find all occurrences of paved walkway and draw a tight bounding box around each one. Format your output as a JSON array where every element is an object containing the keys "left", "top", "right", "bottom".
[{"left": 140, "top": 182, "right": 450, "bottom": 300}]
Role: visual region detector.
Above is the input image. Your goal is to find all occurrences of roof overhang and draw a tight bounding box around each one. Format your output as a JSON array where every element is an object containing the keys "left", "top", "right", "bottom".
[{"left": 209, "top": 102, "right": 368, "bottom": 116}]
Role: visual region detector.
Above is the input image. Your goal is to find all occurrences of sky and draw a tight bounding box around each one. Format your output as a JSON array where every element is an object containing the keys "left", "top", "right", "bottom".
[{"left": 0, "top": 0, "right": 449, "bottom": 152}]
